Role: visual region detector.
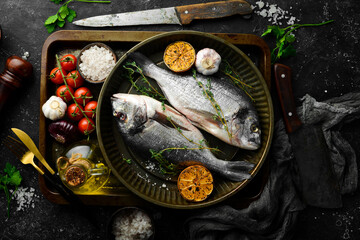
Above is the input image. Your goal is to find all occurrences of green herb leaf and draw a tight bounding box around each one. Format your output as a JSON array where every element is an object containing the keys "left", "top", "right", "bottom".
[
  {"left": 285, "top": 34, "right": 296, "bottom": 43},
  {"left": 58, "top": 5, "right": 69, "bottom": 19},
  {"left": 57, "top": 19, "right": 66, "bottom": 27},
  {"left": 0, "top": 162, "right": 22, "bottom": 218},
  {"left": 45, "top": 0, "right": 111, "bottom": 33},
  {"left": 44, "top": 14, "right": 58, "bottom": 25},
  {"left": 51, "top": 0, "right": 64, "bottom": 4},
  {"left": 261, "top": 20, "right": 334, "bottom": 63},
  {"left": 261, "top": 27, "right": 273, "bottom": 37},
  {"left": 9, "top": 171, "right": 22, "bottom": 186},
  {"left": 45, "top": 23, "right": 56, "bottom": 33},
  {"left": 66, "top": 9, "right": 76, "bottom": 22},
  {"left": 281, "top": 44, "right": 297, "bottom": 58}
]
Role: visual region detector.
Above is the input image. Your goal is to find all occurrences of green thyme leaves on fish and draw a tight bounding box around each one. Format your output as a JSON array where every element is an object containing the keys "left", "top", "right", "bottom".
[
  {"left": 123, "top": 61, "right": 166, "bottom": 101},
  {"left": 192, "top": 69, "right": 232, "bottom": 141},
  {"left": 111, "top": 94, "right": 254, "bottom": 181},
  {"left": 128, "top": 52, "right": 261, "bottom": 150},
  {"left": 220, "top": 60, "right": 255, "bottom": 102}
]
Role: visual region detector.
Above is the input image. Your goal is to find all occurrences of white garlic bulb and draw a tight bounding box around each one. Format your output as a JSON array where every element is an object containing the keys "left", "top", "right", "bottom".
[
  {"left": 42, "top": 96, "right": 67, "bottom": 120},
  {"left": 195, "top": 48, "right": 221, "bottom": 75}
]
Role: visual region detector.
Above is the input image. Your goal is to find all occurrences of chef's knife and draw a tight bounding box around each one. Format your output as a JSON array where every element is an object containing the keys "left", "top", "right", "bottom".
[
  {"left": 11, "top": 128, "right": 55, "bottom": 175},
  {"left": 274, "top": 63, "right": 342, "bottom": 208},
  {"left": 73, "top": 0, "right": 252, "bottom": 27}
]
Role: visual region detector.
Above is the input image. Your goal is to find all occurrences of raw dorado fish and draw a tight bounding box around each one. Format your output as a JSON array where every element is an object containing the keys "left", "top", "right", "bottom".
[
  {"left": 128, "top": 52, "right": 261, "bottom": 150},
  {"left": 111, "top": 93, "right": 255, "bottom": 182}
]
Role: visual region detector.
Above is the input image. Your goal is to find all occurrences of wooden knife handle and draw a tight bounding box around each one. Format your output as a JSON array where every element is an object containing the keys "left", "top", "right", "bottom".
[
  {"left": 175, "top": 0, "right": 252, "bottom": 25},
  {"left": 274, "top": 63, "right": 302, "bottom": 133}
]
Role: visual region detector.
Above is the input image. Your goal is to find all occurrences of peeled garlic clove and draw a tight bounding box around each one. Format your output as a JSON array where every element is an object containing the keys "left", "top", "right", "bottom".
[{"left": 195, "top": 48, "right": 221, "bottom": 75}]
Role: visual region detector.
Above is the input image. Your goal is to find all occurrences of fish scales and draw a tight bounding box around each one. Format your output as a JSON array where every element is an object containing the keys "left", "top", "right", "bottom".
[
  {"left": 128, "top": 52, "right": 261, "bottom": 150},
  {"left": 111, "top": 93, "right": 255, "bottom": 181}
]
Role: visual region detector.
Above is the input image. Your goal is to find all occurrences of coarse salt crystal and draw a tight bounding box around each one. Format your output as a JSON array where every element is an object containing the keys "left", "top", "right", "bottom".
[
  {"left": 254, "top": 1, "right": 299, "bottom": 26},
  {"left": 79, "top": 45, "right": 116, "bottom": 82},
  {"left": 10, "top": 187, "right": 38, "bottom": 212},
  {"left": 256, "top": 0, "right": 265, "bottom": 9}
]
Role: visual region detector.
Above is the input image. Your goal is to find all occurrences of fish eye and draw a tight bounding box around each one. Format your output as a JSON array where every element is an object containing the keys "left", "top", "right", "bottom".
[
  {"left": 250, "top": 124, "right": 259, "bottom": 133},
  {"left": 114, "top": 111, "right": 127, "bottom": 121}
]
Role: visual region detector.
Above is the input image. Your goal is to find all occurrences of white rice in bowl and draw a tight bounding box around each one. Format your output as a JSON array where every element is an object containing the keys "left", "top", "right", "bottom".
[{"left": 112, "top": 208, "right": 154, "bottom": 240}]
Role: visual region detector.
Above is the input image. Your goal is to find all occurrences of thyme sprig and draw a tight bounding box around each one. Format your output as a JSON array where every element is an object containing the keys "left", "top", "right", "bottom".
[
  {"left": 123, "top": 61, "right": 166, "bottom": 101},
  {"left": 149, "top": 116, "right": 221, "bottom": 175},
  {"left": 193, "top": 69, "right": 232, "bottom": 140},
  {"left": 166, "top": 116, "right": 221, "bottom": 153},
  {"left": 221, "top": 60, "right": 255, "bottom": 102}
]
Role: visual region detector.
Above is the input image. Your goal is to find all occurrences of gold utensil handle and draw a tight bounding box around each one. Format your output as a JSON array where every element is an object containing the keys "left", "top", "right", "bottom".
[
  {"left": 31, "top": 162, "right": 45, "bottom": 175},
  {"left": 11, "top": 128, "right": 56, "bottom": 175}
]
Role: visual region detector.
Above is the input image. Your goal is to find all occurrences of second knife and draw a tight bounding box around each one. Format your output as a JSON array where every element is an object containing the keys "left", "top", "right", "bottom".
[{"left": 73, "top": 0, "right": 253, "bottom": 27}]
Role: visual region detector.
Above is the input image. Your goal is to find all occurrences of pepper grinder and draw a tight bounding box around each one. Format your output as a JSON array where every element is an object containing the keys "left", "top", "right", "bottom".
[{"left": 0, "top": 55, "right": 33, "bottom": 112}]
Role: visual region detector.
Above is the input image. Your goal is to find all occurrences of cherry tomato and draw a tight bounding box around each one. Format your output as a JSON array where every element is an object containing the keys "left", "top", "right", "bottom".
[
  {"left": 56, "top": 85, "right": 74, "bottom": 102},
  {"left": 74, "top": 87, "right": 93, "bottom": 106},
  {"left": 66, "top": 70, "right": 84, "bottom": 89},
  {"left": 67, "top": 103, "right": 84, "bottom": 122},
  {"left": 49, "top": 67, "right": 67, "bottom": 85},
  {"left": 84, "top": 101, "right": 98, "bottom": 119},
  {"left": 78, "top": 118, "right": 95, "bottom": 135},
  {"left": 60, "top": 54, "right": 77, "bottom": 71}
]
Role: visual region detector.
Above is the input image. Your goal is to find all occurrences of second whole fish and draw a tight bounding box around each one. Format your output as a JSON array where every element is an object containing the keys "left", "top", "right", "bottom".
[
  {"left": 128, "top": 52, "right": 261, "bottom": 150},
  {"left": 111, "top": 93, "right": 255, "bottom": 182}
]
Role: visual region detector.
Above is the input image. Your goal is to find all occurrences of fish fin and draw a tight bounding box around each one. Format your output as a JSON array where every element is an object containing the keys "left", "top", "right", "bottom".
[
  {"left": 221, "top": 160, "right": 255, "bottom": 182},
  {"left": 152, "top": 106, "right": 195, "bottom": 132},
  {"left": 187, "top": 109, "right": 223, "bottom": 129}
]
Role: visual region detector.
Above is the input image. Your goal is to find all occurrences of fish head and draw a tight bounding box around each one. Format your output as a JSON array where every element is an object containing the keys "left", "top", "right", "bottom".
[
  {"left": 111, "top": 93, "right": 148, "bottom": 135},
  {"left": 231, "top": 109, "right": 261, "bottom": 150}
]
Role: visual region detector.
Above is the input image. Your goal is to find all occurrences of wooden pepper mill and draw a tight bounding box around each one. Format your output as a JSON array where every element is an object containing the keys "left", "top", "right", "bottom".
[{"left": 0, "top": 55, "right": 33, "bottom": 112}]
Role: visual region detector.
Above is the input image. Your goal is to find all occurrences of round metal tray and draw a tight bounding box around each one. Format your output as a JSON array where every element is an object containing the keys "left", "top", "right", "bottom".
[{"left": 96, "top": 30, "right": 273, "bottom": 209}]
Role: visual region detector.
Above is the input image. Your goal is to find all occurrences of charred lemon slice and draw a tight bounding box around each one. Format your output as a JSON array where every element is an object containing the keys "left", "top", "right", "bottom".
[
  {"left": 163, "top": 41, "right": 196, "bottom": 72},
  {"left": 177, "top": 165, "right": 213, "bottom": 202}
]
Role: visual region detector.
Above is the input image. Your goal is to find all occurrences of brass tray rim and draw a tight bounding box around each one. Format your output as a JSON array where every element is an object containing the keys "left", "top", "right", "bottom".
[
  {"left": 96, "top": 30, "right": 274, "bottom": 209},
  {"left": 39, "top": 30, "right": 272, "bottom": 206}
]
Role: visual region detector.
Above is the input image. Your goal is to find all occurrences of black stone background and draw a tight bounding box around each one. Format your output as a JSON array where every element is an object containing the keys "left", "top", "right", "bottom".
[{"left": 0, "top": 0, "right": 359, "bottom": 239}]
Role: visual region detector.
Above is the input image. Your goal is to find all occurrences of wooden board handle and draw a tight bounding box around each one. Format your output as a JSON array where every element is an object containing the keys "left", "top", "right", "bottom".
[
  {"left": 175, "top": 0, "right": 253, "bottom": 25},
  {"left": 273, "top": 63, "right": 302, "bottom": 133}
]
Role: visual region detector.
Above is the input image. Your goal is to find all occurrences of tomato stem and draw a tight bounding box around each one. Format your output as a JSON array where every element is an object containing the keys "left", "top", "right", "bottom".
[{"left": 55, "top": 55, "right": 96, "bottom": 133}]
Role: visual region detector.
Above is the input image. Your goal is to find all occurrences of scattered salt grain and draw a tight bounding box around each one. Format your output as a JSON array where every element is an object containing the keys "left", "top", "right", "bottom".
[
  {"left": 10, "top": 187, "right": 38, "bottom": 211},
  {"left": 112, "top": 209, "right": 153, "bottom": 240},
  {"left": 254, "top": 1, "right": 299, "bottom": 25},
  {"left": 79, "top": 45, "right": 116, "bottom": 81},
  {"left": 22, "top": 51, "right": 30, "bottom": 60}
]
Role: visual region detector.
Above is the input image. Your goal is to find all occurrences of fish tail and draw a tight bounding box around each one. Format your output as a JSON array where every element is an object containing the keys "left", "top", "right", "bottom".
[{"left": 220, "top": 160, "right": 255, "bottom": 182}]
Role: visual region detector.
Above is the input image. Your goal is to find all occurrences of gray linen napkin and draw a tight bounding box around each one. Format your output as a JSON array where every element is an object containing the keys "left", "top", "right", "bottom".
[{"left": 185, "top": 92, "right": 360, "bottom": 240}]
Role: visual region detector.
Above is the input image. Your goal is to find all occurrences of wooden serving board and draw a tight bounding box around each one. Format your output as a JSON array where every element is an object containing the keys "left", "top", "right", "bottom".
[{"left": 39, "top": 30, "right": 271, "bottom": 206}]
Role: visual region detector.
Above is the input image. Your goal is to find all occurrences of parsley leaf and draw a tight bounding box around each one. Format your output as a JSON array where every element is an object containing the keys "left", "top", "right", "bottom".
[
  {"left": 51, "top": 0, "right": 64, "bottom": 4},
  {"left": 45, "top": 0, "right": 111, "bottom": 33},
  {"left": 262, "top": 20, "right": 334, "bottom": 63},
  {"left": 0, "top": 162, "right": 22, "bottom": 218}
]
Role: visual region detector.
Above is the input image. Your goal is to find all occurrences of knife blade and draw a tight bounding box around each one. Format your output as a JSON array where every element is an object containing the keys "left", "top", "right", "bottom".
[
  {"left": 274, "top": 63, "right": 342, "bottom": 208},
  {"left": 72, "top": 0, "right": 253, "bottom": 27},
  {"left": 11, "top": 128, "right": 55, "bottom": 175}
]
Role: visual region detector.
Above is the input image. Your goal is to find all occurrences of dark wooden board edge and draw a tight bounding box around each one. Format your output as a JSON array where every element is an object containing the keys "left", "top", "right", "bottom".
[{"left": 39, "top": 30, "right": 271, "bottom": 206}]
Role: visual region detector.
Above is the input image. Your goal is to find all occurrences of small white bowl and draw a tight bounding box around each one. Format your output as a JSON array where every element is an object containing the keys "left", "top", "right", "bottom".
[
  {"left": 77, "top": 42, "right": 117, "bottom": 84},
  {"left": 107, "top": 207, "right": 155, "bottom": 240}
]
